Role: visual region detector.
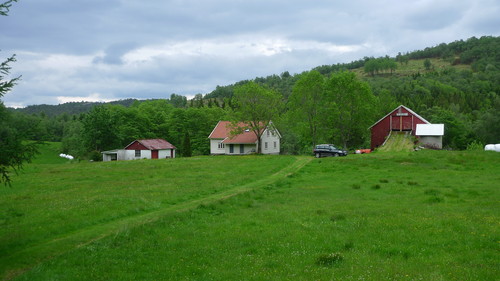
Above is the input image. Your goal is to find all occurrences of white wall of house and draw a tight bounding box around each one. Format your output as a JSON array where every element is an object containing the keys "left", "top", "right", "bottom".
[
  {"left": 103, "top": 149, "right": 175, "bottom": 161},
  {"left": 158, "top": 149, "right": 175, "bottom": 158},
  {"left": 210, "top": 139, "right": 226, "bottom": 154},
  {"left": 261, "top": 128, "right": 280, "bottom": 154},
  {"left": 224, "top": 143, "right": 257, "bottom": 155}
]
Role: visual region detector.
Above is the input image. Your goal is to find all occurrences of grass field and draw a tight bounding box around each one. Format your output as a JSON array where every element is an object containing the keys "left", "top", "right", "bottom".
[{"left": 1, "top": 143, "right": 498, "bottom": 280}]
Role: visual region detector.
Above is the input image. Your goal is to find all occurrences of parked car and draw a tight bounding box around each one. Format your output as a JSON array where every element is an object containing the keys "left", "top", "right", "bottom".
[{"left": 313, "top": 144, "right": 348, "bottom": 158}]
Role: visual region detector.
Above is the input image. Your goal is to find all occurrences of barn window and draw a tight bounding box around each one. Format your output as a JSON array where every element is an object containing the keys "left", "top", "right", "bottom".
[
  {"left": 274, "top": 141, "right": 277, "bottom": 149},
  {"left": 218, "top": 142, "right": 225, "bottom": 149},
  {"left": 265, "top": 142, "right": 268, "bottom": 150},
  {"left": 135, "top": 150, "right": 141, "bottom": 157}
]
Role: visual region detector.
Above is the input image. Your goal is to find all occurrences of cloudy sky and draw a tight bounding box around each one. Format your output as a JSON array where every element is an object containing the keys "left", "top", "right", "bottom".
[{"left": 1, "top": 0, "right": 499, "bottom": 107}]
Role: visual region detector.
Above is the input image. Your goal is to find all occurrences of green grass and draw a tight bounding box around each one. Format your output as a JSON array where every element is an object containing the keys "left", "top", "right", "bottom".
[
  {"left": 377, "top": 132, "right": 415, "bottom": 152},
  {"left": 1, "top": 146, "right": 499, "bottom": 280}
]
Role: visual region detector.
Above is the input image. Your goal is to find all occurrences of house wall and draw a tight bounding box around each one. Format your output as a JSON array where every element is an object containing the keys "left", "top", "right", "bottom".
[
  {"left": 419, "top": 136, "right": 442, "bottom": 149},
  {"left": 158, "top": 149, "right": 175, "bottom": 158},
  {"left": 210, "top": 139, "right": 226, "bottom": 154},
  {"left": 261, "top": 128, "right": 280, "bottom": 154},
  {"left": 102, "top": 153, "right": 116, "bottom": 162},
  {"left": 121, "top": 150, "right": 152, "bottom": 160},
  {"left": 225, "top": 143, "right": 257, "bottom": 155}
]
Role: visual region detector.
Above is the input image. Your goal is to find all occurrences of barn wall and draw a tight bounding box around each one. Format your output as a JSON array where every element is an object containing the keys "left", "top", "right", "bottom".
[
  {"left": 371, "top": 106, "right": 430, "bottom": 150},
  {"left": 371, "top": 116, "right": 391, "bottom": 150}
]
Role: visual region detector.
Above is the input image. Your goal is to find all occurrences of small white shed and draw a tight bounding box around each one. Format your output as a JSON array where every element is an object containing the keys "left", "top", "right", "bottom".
[{"left": 416, "top": 124, "right": 444, "bottom": 149}]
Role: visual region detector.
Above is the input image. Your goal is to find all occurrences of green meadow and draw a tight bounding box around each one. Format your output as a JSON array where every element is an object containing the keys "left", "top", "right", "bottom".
[{"left": 1, "top": 143, "right": 499, "bottom": 280}]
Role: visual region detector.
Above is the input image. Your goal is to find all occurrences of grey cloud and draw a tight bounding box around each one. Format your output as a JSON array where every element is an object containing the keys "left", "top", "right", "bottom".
[{"left": 1, "top": 0, "right": 499, "bottom": 107}]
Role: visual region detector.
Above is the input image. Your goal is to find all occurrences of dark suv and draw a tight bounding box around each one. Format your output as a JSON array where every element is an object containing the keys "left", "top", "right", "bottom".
[{"left": 313, "top": 144, "right": 348, "bottom": 158}]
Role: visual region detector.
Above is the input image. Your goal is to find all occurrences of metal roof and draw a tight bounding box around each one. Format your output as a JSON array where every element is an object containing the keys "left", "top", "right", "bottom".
[
  {"left": 124, "top": 139, "right": 176, "bottom": 150},
  {"left": 416, "top": 124, "right": 444, "bottom": 136}
]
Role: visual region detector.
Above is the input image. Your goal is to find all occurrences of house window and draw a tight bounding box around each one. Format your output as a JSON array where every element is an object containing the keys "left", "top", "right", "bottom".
[
  {"left": 274, "top": 141, "right": 277, "bottom": 149},
  {"left": 218, "top": 142, "right": 225, "bottom": 149},
  {"left": 267, "top": 130, "right": 270, "bottom": 136},
  {"left": 135, "top": 150, "right": 141, "bottom": 157},
  {"left": 265, "top": 142, "right": 268, "bottom": 150}
]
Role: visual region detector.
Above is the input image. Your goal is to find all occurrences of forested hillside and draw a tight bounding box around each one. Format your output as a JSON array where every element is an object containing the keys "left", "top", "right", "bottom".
[{"left": 6, "top": 36, "right": 500, "bottom": 158}]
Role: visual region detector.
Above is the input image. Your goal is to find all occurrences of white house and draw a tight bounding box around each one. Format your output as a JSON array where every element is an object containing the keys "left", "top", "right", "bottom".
[
  {"left": 208, "top": 121, "right": 281, "bottom": 155},
  {"left": 415, "top": 124, "right": 445, "bottom": 149},
  {"left": 102, "top": 138, "right": 176, "bottom": 161}
]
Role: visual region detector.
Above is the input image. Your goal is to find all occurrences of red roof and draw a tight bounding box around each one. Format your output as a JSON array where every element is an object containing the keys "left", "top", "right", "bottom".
[
  {"left": 125, "top": 139, "right": 176, "bottom": 150},
  {"left": 208, "top": 121, "right": 259, "bottom": 144}
]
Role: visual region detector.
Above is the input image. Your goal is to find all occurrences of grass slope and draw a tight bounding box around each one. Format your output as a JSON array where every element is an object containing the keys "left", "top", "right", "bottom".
[
  {"left": 1, "top": 147, "right": 499, "bottom": 280},
  {"left": 377, "top": 132, "right": 415, "bottom": 152}
]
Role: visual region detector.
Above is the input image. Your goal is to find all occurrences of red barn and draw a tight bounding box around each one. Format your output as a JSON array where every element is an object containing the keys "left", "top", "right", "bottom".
[{"left": 369, "top": 105, "right": 430, "bottom": 150}]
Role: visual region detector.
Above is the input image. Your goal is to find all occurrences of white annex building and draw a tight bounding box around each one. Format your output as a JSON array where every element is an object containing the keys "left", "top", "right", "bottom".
[
  {"left": 208, "top": 121, "right": 281, "bottom": 155},
  {"left": 415, "top": 124, "right": 445, "bottom": 149}
]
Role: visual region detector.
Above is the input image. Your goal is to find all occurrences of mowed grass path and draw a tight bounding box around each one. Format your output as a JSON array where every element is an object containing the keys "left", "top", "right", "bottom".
[
  {"left": 0, "top": 144, "right": 306, "bottom": 280},
  {"left": 1, "top": 144, "right": 499, "bottom": 280}
]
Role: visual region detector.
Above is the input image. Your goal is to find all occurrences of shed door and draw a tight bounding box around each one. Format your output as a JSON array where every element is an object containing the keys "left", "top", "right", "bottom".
[
  {"left": 229, "top": 144, "right": 234, "bottom": 153},
  {"left": 240, "top": 144, "right": 244, "bottom": 154},
  {"left": 151, "top": 150, "right": 159, "bottom": 159}
]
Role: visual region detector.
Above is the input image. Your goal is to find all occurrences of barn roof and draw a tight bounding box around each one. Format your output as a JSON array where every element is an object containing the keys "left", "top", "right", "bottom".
[
  {"left": 369, "top": 105, "right": 430, "bottom": 129},
  {"left": 416, "top": 124, "right": 444, "bottom": 136},
  {"left": 125, "top": 139, "right": 176, "bottom": 150}
]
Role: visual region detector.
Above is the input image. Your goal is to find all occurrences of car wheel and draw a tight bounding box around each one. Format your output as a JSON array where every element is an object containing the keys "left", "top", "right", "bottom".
[{"left": 315, "top": 153, "right": 321, "bottom": 158}]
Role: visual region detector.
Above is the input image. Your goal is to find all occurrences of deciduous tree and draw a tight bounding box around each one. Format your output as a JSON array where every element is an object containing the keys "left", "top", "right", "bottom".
[
  {"left": 325, "top": 72, "right": 377, "bottom": 149},
  {"left": 231, "top": 81, "right": 282, "bottom": 153}
]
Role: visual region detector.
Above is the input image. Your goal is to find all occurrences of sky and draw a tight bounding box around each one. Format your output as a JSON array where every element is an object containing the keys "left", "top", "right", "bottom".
[{"left": 1, "top": 0, "right": 499, "bottom": 108}]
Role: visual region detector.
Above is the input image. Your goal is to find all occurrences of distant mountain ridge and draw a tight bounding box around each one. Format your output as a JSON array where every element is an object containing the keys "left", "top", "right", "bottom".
[{"left": 10, "top": 99, "right": 144, "bottom": 117}]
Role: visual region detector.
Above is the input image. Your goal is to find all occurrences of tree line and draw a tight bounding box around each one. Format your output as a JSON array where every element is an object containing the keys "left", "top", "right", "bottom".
[{"left": 2, "top": 31, "right": 499, "bottom": 184}]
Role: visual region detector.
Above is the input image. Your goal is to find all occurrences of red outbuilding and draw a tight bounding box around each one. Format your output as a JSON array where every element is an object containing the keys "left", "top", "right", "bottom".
[{"left": 369, "top": 105, "right": 430, "bottom": 150}]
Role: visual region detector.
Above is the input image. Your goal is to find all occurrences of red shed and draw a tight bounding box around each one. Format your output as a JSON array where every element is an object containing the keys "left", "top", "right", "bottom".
[
  {"left": 124, "top": 139, "right": 176, "bottom": 159},
  {"left": 369, "top": 105, "right": 430, "bottom": 150}
]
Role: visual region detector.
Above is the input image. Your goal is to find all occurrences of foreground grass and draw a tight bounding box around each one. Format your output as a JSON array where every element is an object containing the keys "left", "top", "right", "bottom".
[{"left": 1, "top": 148, "right": 499, "bottom": 280}]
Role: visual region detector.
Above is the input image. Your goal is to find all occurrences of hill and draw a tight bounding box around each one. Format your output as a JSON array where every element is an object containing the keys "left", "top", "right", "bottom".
[{"left": 1, "top": 150, "right": 498, "bottom": 280}]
